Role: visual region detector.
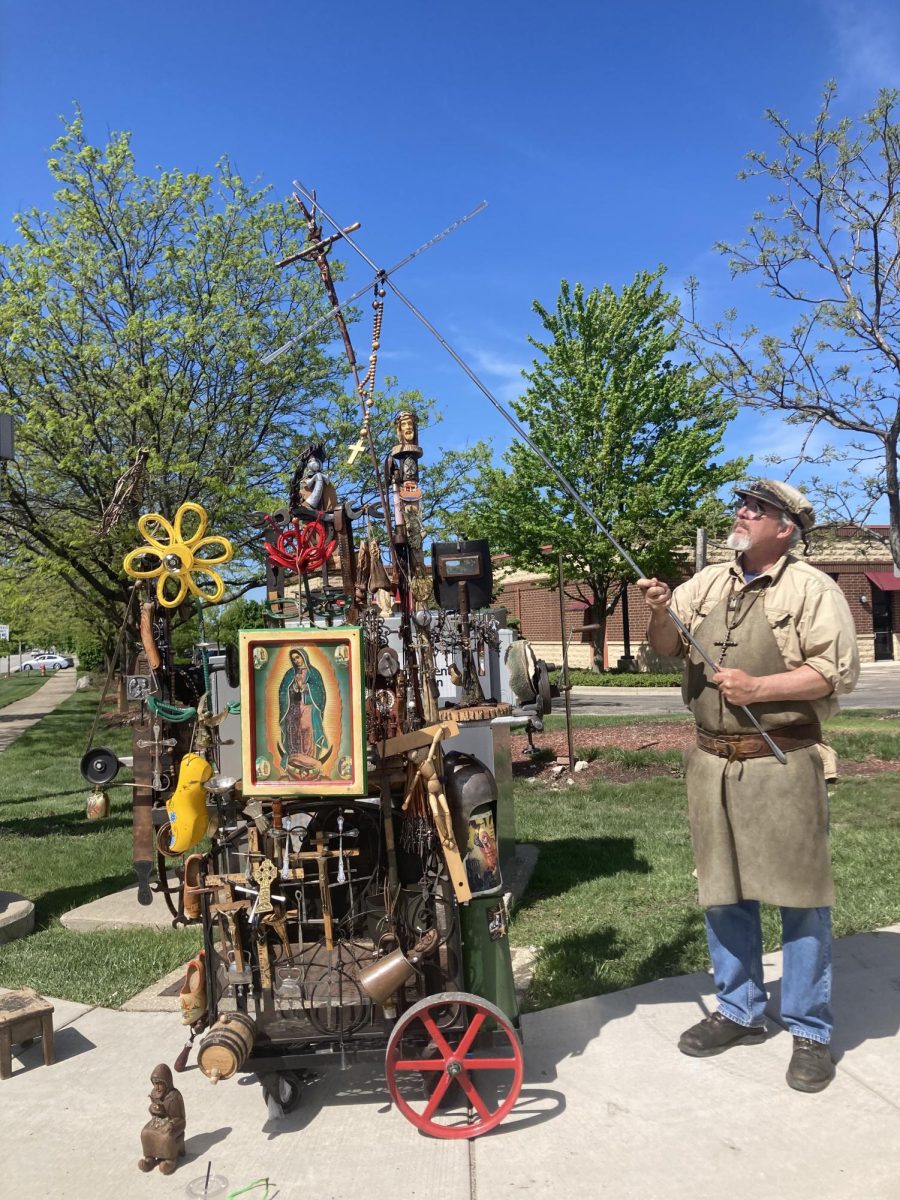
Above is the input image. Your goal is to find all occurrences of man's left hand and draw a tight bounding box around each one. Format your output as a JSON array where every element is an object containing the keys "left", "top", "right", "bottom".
[{"left": 712, "top": 668, "right": 761, "bottom": 707}]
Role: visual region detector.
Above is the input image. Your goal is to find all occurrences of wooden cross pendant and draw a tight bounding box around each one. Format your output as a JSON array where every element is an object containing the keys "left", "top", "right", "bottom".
[
  {"left": 347, "top": 437, "right": 368, "bottom": 465},
  {"left": 714, "top": 635, "right": 738, "bottom": 667}
]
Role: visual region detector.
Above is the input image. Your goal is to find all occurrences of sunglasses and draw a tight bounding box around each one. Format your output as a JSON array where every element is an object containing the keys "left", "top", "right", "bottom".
[{"left": 733, "top": 495, "right": 783, "bottom": 519}]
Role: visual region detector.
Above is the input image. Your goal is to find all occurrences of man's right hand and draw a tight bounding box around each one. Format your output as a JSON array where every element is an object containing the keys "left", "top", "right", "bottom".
[
  {"left": 637, "top": 577, "right": 672, "bottom": 611},
  {"left": 637, "top": 577, "right": 682, "bottom": 657}
]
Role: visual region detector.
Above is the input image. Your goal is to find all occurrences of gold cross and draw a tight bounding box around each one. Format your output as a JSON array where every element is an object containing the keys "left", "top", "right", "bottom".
[
  {"left": 347, "top": 436, "right": 368, "bottom": 465},
  {"left": 252, "top": 859, "right": 277, "bottom": 915}
]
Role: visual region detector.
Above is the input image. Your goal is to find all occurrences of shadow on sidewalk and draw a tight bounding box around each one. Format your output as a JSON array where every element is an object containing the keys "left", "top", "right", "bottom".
[{"left": 766, "top": 928, "right": 900, "bottom": 1060}]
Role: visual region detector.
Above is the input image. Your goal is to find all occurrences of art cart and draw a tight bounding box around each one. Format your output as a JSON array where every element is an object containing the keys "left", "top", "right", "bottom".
[
  {"left": 78, "top": 189, "right": 541, "bottom": 1142},
  {"left": 190, "top": 619, "right": 525, "bottom": 1138}
]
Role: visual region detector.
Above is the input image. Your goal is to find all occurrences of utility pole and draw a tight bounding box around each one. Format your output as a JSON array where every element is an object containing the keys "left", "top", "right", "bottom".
[
  {"left": 557, "top": 552, "right": 576, "bottom": 772},
  {"left": 695, "top": 527, "right": 708, "bottom": 573}
]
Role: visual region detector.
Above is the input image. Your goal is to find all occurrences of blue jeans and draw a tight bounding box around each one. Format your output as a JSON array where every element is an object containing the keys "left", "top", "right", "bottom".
[{"left": 705, "top": 901, "right": 832, "bottom": 1044}]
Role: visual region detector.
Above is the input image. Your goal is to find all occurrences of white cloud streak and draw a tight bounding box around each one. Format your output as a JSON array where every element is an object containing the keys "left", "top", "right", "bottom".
[{"left": 822, "top": 0, "right": 900, "bottom": 96}]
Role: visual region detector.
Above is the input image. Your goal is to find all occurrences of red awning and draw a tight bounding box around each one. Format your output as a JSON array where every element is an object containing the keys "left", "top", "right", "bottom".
[{"left": 865, "top": 571, "right": 900, "bottom": 592}]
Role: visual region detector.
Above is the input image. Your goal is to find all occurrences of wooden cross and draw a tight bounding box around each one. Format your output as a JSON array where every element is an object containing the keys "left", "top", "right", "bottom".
[{"left": 347, "top": 436, "right": 368, "bottom": 465}]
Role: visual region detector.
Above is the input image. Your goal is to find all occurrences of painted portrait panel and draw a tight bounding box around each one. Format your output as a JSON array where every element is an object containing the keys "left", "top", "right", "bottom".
[
  {"left": 464, "top": 809, "right": 501, "bottom": 895},
  {"left": 239, "top": 628, "right": 366, "bottom": 797}
]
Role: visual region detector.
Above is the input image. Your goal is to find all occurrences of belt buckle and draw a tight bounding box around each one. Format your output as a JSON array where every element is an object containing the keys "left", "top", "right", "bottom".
[{"left": 714, "top": 736, "right": 732, "bottom": 758}]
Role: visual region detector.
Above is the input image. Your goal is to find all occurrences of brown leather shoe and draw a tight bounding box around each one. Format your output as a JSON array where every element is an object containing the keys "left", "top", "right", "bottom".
[
  {"left": 678, "top": 1011, "right": 767, "bottom": 1057},
  {"left": 786, "top": 1036, "right": 835, "bottom": 1092}
]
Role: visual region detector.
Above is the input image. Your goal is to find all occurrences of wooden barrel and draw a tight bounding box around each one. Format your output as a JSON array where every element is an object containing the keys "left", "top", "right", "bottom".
[{"left": 197, "top": 1012, "right": 256, "bottom": 1083}]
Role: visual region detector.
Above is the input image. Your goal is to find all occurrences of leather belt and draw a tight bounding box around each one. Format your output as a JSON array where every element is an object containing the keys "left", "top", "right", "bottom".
[{"left": 696, "top": 722, "right": 821, "bottom": 761}]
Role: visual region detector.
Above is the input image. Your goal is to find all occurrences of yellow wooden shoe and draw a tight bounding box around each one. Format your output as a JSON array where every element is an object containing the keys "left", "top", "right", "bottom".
[{"left": 166, "top": 753, "right": 213, "bottom": 854}]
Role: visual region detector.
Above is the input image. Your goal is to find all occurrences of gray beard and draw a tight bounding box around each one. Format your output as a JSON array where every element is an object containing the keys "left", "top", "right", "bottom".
[{"left": 726, "top": 531, "right": 751, "bottom": 552}]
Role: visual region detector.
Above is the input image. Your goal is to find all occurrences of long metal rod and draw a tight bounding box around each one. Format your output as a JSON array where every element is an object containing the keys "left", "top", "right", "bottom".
[
  {"left": 558, "top": 552, "right": 575, "bottom": 772},
  {"left": 262, "top": 200, "right": 487, "bottom": 365},
  {"left": 290, "top": 182, "right": 788, "bottom": 765}
]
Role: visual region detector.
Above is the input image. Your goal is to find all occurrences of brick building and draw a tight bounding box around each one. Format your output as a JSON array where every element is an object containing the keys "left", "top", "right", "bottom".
[{"left": 494, "top": 527, "right": 900, "bottom": 670}]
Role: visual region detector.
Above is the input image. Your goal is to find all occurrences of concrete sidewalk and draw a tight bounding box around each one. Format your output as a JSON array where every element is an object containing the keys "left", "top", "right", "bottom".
[
  {"left": 4, "top": 925, "right": 900, "bottom": 1199},
  {"left": 0, "top": 667, "right": 78, "bottom": 751}
]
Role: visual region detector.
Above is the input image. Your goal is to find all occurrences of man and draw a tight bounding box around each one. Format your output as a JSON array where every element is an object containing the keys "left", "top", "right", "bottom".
[{"left": 637, "top": 480, "right": 859, "bottom": 1093}]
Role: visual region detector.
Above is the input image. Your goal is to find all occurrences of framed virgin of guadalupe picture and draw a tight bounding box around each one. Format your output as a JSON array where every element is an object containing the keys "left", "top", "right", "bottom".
[{"left": 238, "top": 627, "right": 366, "bottom": 798}]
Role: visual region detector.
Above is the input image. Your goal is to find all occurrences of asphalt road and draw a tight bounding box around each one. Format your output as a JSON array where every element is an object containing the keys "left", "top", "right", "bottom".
[{"left": 563, "top": 661, "right": 899, "bottom": 717}]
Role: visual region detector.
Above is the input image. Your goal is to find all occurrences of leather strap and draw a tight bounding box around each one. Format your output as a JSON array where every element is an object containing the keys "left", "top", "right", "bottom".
[{"left": 696, "top": 722, "right": 821, "bottom": 761}]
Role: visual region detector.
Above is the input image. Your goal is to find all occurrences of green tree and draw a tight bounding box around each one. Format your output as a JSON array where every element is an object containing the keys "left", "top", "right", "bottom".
[
  {"left": 686, "top": 84, "right": 900, "bottom": 568},
  {"left": 0, "top": 110, "right": 342, "bottom": 632},
  {"left": 0, "top": 565, "right": 95, "bottom": 655},
  {"left": 463, "top": 271, "right": 747, "bottom": 668},
  {"left": 213, "top": 598, "right": 270, "bottom": 649},
  {"left": 0, "top": 114, "right": 486, "bottom": 658}
]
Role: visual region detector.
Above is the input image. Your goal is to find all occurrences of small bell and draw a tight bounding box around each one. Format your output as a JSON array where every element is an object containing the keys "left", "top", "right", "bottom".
[
  {"left": 368, "top": 540, "right": 391, "bottom": 591},
  {"left": 86, "top": 788, "right": 110, "bottom": 820}
]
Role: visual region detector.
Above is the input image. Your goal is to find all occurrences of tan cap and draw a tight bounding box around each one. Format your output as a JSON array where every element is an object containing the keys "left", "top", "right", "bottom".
[{"left": 735, "top": 479, "right": 815, "bottom": 531}]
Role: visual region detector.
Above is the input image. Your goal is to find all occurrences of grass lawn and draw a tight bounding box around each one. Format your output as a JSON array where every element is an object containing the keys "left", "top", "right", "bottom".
[
  {"left": 511, "top": 709, "right": 900, "bottom": 1010},
  {"left": 0, "top": 673, "right": 48, "bottom": 709},
  {"left": 1, "top": 691, "right": 898, "bottom": 1014},
  {"left": 0, "top": 687, "right": 200, "bottom": 1007}
]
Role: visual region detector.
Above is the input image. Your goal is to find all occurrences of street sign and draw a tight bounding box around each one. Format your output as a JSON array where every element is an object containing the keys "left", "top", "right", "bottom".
[{"left": 0, "top": 625, "right": 9, "bottom": 640}]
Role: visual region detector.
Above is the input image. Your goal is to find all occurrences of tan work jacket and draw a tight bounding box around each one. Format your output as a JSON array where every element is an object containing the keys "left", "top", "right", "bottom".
[{"left": 670, "top": 554, "right": 859, "bottom": 908}]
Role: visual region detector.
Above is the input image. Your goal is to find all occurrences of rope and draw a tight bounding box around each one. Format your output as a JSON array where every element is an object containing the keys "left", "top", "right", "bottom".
[{"left": 147, "top": 695, "right": 240, "bottom": 721}]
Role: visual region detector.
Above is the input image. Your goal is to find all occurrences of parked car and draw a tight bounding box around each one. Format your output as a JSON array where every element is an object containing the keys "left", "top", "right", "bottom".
[{"left": 22, "top": 654, "right": 74, "bottom": 670}]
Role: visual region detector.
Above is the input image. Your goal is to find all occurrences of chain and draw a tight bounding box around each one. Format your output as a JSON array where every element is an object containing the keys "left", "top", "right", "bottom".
[{"left": 354, "top": 284, "right": 386, "bottom": 445}]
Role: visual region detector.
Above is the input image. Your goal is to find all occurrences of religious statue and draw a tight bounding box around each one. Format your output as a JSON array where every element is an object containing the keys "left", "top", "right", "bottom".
[
  {"left": 387, "top": 409, "right": 432, "bottom": 605},
  {"left": 290, "top": 443, "right": 338, "bottom": 515},
  {"left": 278, "top": 647, "right": 330, "bottom": 775},
  {"left": 138, "top": 1063, "right": 186, "bottom": 1175},
  {"left": 391, "top": 409, "right": 423, "bottom": 458}
]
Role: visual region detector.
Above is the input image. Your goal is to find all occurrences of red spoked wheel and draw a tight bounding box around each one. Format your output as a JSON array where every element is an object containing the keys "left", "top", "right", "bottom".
[{"left": 385, "top": 991, "right": 523, "bottom": 1139}]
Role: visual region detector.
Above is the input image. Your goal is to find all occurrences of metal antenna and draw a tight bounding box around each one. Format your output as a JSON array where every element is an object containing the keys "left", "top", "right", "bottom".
[
  {"left": 262, "top": 200, "right": 487, "bottom": 365},
  {"left": 288, "top": 182, "right": 788, "bottom": 765}
]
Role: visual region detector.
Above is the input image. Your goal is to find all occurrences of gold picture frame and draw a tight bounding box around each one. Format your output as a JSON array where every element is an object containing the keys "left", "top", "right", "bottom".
[{"left": 238, "top": 627, "right": 366, "bottom": 798}]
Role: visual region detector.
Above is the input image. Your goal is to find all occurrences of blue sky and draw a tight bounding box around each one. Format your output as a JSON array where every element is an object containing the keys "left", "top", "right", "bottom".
[{"left": 2, "top": 0, "right": 898, "bottom": 510}]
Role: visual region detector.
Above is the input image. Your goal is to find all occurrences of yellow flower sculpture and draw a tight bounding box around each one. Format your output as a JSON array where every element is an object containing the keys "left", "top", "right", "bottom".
[{"left": 123, "top": 502, "right": 234, "bottom": 608}]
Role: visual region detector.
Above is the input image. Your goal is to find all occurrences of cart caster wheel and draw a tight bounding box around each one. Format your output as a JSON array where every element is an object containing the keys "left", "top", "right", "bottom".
[
  {"left": 260, "top": 1070, "right": 304, "bottom": 1119},
  {"left": 386, "top": 991, "right": 523, "bottom": 1139}
]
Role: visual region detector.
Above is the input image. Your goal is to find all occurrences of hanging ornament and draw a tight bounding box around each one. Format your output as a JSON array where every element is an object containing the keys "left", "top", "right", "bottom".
[{"left": 347, "top": 284, "right": 386, "bottom": 465}]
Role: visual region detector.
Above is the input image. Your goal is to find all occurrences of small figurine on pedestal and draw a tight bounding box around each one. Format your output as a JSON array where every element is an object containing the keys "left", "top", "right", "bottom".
[
  {"left": 138, "top": 1063, "right": 186, "bottom": 1175},
  {"left": 388, "top": 410, "right": 432, "bottom": 601},
  {"left": 389, "top": 411, "right": 424, "bottom": 507}
]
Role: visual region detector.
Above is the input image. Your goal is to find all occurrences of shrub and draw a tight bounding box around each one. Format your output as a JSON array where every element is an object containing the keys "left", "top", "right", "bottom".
[
  {"left": 551, "top": 668, "right": 681, "bottom": 688},
  {"left": 74, "top": 639, "right": 105, "bottom": 672}
]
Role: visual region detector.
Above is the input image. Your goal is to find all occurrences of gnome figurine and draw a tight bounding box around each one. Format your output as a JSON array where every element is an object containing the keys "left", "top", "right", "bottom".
[{"left": 138, "top": 1063, "right": 186, "bottom": 1175}]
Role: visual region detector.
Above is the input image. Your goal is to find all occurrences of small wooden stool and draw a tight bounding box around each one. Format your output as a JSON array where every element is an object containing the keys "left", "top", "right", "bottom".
[{"left": 0, "top": 988, "right": 55, "bottom": 1080}]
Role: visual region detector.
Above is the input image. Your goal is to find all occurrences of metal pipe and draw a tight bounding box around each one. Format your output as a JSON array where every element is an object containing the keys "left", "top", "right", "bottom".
[
  {"left": 557, "top": 553, "right": 575, "bottom": 772},
  {"left": 287, "top": 184, "right": 788, "bottom": 766}
]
